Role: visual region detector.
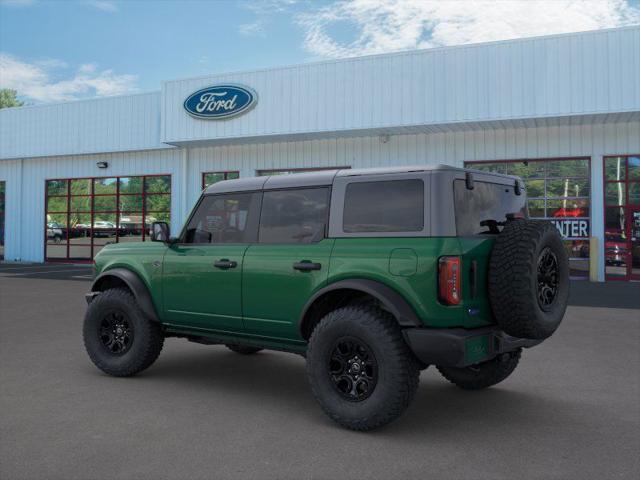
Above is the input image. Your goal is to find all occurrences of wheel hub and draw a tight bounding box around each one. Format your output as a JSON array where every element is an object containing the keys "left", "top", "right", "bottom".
[
  {"left": 329, "top": 338, "right": 378, "bottom": 402},
  {"left": 537, "top": 247, "right": 559, "bottom": 309},
  {"left": 99, "top": 311, "right": 133, "bottom": 355}
]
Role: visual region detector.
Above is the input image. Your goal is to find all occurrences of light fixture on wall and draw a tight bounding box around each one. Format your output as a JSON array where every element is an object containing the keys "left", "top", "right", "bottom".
[{"left": 96, "top": 161, "right": 108, "bottom": 169}]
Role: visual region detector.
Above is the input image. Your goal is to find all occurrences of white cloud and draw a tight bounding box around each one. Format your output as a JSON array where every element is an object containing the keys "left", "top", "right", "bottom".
[
  {"left": 83, "top": 0, "right": 118, "bottom": 13},
  {"left": 238, "top": 19, "right": 266, "bottom": 36},
  {"left": 297, "top": 0, "right": 640, "bottom": 59},
  {"left": 0, "top": 53, "right": 138, "bottom": 103}
]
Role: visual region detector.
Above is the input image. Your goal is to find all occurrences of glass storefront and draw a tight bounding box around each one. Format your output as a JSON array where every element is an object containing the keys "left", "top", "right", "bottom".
[
  {"left": 202, "top": 171, "right": 239, "bottom": 189},
  {"left": 603, "top": 155, "right": 640, "bottom": 280},
  {"left": 0, "top": 181, "right": 5, "bottom": 260},
  {"left": 45, "top": 175, "right": 171, "bottom": 261},
  {"left": 465, "top": 158, "right": 591, "bottom": 278}
]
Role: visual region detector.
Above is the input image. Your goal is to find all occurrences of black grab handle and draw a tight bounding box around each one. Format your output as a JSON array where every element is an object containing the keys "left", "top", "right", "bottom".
[
  {"left": 214, "top": 259, "right": 237, "bottom": 269},
  {"left": 293, "top": 261, "right": 321, "bottom": 271}
]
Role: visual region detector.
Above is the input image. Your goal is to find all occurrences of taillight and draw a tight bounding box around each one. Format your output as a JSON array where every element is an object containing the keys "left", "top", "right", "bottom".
[{"left": 438, "top": 256, "right": 461, "bottom": 305}]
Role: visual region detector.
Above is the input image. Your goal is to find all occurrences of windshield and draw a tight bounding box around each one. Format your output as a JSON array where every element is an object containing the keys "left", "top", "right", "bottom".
[{"left": 454, "top": 179, "right": 527, "bottom": 235}]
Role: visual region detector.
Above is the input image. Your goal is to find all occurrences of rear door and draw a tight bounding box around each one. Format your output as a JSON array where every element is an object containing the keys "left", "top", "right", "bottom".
[
  {"left": 242, "top": 187, "right": 333, "bottom": 344},
  {"left": 162, "top": 192, "right": 261, "bottom": 333}
]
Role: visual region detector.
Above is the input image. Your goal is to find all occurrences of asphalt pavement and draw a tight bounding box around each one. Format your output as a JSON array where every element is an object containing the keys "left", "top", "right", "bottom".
[{"left": 0, "top": 264, "right": 638, "bottom": 480}]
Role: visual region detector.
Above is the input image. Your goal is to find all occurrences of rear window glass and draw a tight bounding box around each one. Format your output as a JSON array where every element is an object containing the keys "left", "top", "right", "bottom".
[
  {"left": 454, "top": 180, "right": 528, "bottom": 235},
  {"left": 343, "top": 180, "right": 424, "bottom": 233},
  {"left": 259, "top": 188, "right": 330, "bottom": 244}
]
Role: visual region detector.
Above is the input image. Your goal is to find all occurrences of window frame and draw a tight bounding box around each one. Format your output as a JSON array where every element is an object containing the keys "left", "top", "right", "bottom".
[
  {"left": 201, "top": 171, "right": 240, "bottom": 189},
  {"left": 329, "top": 173, "right": 431, "bottom": 238},
  {"left": 602, "top": 154, "right": 640, "bottom": 281},
  {"left": 179, "top": 191, "right": 262, "bottom": 245},
  {"left": 257, "top": 186, "right": 331, "bottom": 245},
  {"left": 44, "top": 174, "right": 171, "bottom": 262}
]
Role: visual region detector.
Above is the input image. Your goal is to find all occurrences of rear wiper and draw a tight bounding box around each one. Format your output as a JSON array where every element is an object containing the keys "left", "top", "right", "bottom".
[{"left": 479, "top": 219, "right": 504, "bottom": 234}]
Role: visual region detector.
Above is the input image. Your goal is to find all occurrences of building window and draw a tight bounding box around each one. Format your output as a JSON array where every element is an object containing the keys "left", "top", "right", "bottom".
[
  {"left": 465, "top": 158, "right": 591, "bottom": 278},
  {"left": 0, "top": 181, "right": 5, "bottom": 260},
  {"left": 45, "top": 175, "right": 171, "bottom": 261},
  {"left": 256, "top": 167, "right": 349, "bottom": 176},
  {"left": 603, "top": 155, "right": 640, "bottom": 281},
  {"left": 202, "top": 171, "right": 239, "bottom": 189}
]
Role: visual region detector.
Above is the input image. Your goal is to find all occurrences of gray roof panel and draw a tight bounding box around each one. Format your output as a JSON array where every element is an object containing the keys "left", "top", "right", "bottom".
[{"left": 204, "top": 165, "right": 521, "bottom": 195}]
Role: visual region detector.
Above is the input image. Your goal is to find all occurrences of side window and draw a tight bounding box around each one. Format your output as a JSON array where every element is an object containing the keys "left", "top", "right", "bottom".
[
  {"left": 259, "top": 188, "right": 330, "bottom": 244},
  {"left": 184, "top": 192, "right": 261, "bottom": 244},
  {"left": 343, "top": 179, "right": 424, "bottom": 233}
]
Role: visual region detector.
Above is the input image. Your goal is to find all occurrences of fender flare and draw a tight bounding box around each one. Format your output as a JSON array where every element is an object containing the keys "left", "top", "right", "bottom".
[
  {"left": 299, "top": 278, "right": 422, "bottom": 335},
  {"left": 91, "top": 268, "right": 159, "bottom": 322}
]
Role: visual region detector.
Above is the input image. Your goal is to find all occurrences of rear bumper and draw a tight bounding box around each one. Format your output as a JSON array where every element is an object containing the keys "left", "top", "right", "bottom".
[{"left": 403, "top": 326, "right": 542, "bottom": 368}]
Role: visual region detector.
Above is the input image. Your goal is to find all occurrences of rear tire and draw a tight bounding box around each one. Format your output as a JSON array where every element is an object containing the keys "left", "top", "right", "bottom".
[
  {"left": 83, "top": 288, "right": 164, "bottom": 377},
  {"left": 306, "top": 306, "right": 420, "bottom": 431},
  {"left": 225, "top": 344, "right": 263, "bottom": 355},
  {"left": 437, "top": 349, "right": 521, "bottom": 390}
]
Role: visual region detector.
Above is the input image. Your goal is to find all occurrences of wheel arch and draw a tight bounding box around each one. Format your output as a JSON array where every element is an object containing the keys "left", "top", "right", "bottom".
[
  {"left": 299, "top": 279, "right": 422, "bottom": 340},
  {"left": 91, "top": 268, "right": 159, "bottom": 322}
]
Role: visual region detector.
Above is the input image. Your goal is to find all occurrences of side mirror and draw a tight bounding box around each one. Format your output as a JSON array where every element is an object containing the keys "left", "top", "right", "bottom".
[{"left": 151, "top": 221, "right": 170, "bottom": 242}]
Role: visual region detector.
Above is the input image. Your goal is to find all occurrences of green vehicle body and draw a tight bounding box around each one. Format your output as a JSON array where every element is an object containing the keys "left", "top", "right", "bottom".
[{"left": 90, "top": 165, "right": 529, "bottom": 367}]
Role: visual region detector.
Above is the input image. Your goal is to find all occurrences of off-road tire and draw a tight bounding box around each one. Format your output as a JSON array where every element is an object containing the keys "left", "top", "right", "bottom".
[
  {"left": 306, "top": 306, "right": 420, "bottom": 431},
  {"left": 83, "top": 288, "right": 164, "bottom": 377},
  {"left": 437, "top": 349, "right": 521, "bottom": 390},
  {"left": 225, "top": 344, "right": 263, "bottom": 355},
  {"left": 489, "top": 219, "right": 569, "bottom": 340}
]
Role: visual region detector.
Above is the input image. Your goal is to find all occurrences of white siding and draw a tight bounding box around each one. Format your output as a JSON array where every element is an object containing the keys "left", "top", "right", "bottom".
[
  {"left": 163, "top": 27, "right": 640, "bottom": 144},
  {"left": 0, "top": 92, "right": 168, "bottom": 160}
]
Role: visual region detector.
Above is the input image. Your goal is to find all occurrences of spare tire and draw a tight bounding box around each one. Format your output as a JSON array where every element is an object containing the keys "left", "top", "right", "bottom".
[{"left": 488, "top": 219, "right": 569, "bottom": 340}]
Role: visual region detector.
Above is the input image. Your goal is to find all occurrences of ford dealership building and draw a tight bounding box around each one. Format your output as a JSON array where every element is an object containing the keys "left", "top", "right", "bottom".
[{"left": 0, "top": 26, "right": 639, "bottom": 281}]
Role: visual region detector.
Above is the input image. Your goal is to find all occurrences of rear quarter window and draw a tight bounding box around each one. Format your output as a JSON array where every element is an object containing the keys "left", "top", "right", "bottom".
[
  {"left": 343, "top": 179, "right": 424, "bottom": 233},
  {"left": 454, "top": 180, "right": 527, "bottom": 235}
]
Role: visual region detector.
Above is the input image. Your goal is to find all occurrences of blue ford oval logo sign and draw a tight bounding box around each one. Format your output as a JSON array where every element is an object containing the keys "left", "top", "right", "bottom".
[{"left": 183, "top": 84, "right": 257, "bottom": 119}]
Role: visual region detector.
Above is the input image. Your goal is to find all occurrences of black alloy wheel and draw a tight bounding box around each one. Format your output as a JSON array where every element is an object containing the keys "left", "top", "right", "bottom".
[
  {"left": 537, "top": 247, "right": 559, "bottom": 309},
  {"left": 99, "top": 311, "right": 134, "bottom": 355},
  {"left": 329, "top": 337, "right": 378, "bottom": 402}
]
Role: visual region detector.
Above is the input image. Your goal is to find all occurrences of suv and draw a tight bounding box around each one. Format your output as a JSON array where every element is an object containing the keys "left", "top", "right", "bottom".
[{"left": 83, "top": 166, "right": 569, "bottom": 431}]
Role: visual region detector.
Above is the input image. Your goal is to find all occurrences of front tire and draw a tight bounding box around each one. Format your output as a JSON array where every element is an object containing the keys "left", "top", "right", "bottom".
[
  {"left": 83, "top": 288, "right": 164, "bottom": 377},
  {"left": 306, "top": 306, "right": 420, "bottom": 431},
  {"left": 437, "top": 349, "right": 521, "bottom": 390}
]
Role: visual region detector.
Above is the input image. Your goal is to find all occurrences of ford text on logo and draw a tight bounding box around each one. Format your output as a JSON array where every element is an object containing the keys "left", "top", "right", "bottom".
[{"left": 183, "top": 84, "right": 257, "bottom": 119}]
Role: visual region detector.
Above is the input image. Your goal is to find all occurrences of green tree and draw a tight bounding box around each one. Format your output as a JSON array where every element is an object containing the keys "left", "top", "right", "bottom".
[{"left": 0, "top": 89, "right": 24, "bottom": 109}]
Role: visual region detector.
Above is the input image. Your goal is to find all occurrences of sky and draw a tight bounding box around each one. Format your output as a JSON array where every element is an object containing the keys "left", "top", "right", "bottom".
[{"left": 1, "top": 0, "right": 639, "bottom": 104}]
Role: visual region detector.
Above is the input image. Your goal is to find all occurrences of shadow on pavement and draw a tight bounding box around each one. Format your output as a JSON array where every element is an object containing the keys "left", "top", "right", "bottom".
[{"left": 569, "top": 280, "right": 640, "bottom": 310}]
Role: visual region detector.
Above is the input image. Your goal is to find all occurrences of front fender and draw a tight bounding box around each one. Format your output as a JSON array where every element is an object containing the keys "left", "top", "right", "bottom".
[{"left": 90, "top": 268, "right": 159, "bottom": 322}]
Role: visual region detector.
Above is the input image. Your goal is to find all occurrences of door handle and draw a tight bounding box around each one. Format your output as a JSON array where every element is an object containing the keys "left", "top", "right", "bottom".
[
  {"left": 293, "top": 261, "right": 321, "bottom": 271},
  {"left": 214, "top": 259, "right": 237, "bottom": 269}
]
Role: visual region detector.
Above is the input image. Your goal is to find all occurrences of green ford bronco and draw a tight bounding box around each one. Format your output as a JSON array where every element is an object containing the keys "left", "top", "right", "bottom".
[{"left": 83, "top": 165, "right": 569, "bottom": 430}]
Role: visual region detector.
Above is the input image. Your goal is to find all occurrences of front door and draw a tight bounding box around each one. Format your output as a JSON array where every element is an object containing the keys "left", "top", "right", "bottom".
[
  {"left": 242, "top": 187, "right": 332, "bottom": 344},
  {"left": 162, "top": 192, "right": 262, "bottom": 333}
]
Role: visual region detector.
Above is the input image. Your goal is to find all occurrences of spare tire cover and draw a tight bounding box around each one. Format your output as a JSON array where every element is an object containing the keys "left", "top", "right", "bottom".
[{"left": 488, "top": 219, "right": 569, "bottom": 340}]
